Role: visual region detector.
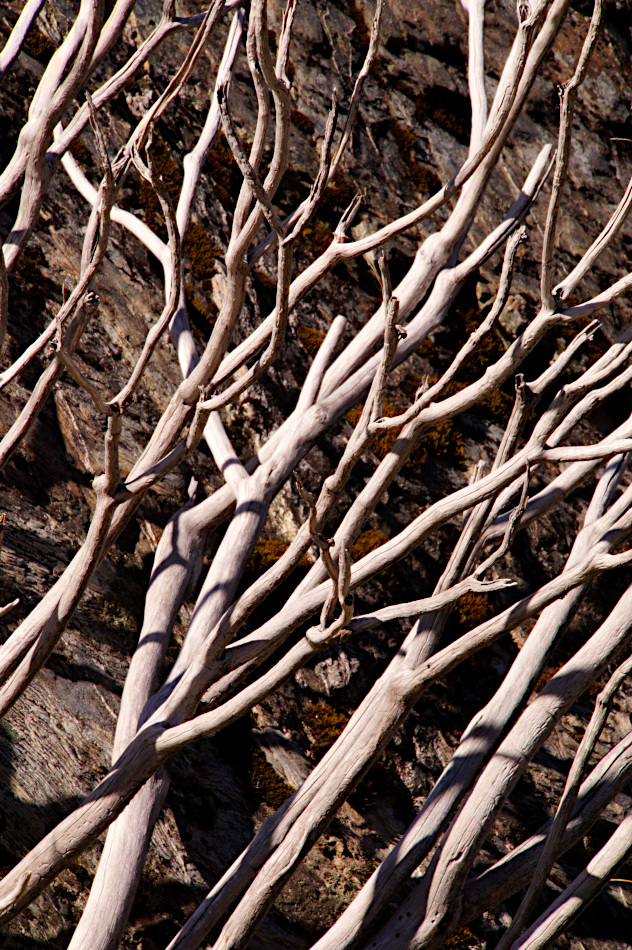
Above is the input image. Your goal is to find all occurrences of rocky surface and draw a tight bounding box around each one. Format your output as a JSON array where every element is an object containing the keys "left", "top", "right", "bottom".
[{"left": 1, "top": 0, "right": 632, "bottom": 948}]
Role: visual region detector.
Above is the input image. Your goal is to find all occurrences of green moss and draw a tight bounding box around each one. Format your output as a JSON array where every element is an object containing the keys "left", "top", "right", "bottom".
[
  {"left": 298, "top": 324, "right": 327, "bottom": 356},
  {"left": 249, "top": 745, "right": 294, "bottom": 809}
]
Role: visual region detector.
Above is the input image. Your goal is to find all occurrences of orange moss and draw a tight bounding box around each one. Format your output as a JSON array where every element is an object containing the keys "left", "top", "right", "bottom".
[
  {"left": 346, "top": 398, "right": 466, "bottom": 471},
  {"left": 349, "top": 758, "right": 405, "bottom": 811},
  {"left": 532, "top": 664, "right": 563, "bottom": 694},
  {"left": 292, "top": 109, "right": 315, "bottom": 138},
  {"left": 389, "top": 118, "right": 441, "bottom": 194},
  {"left": 206, "top": 131, "right": 240, "bottom": 207},
  {"left": 185, "top": 284, "right": 217, "bottom": 333},
  {"left": 69, "top": 137, "right": 94, "bottom": 168},
  {"left": 350, "top": 529, "right": 389, "bottom": 561},
  {"left": 22, "top": 26, "right": 56, "bottom": 64},
  {"left": 184, "top": 221, "right": 220, "bottom": 287},
  {"left": 456, "top": 592, "right": 492, "bottom": 628},
  {"left": 298, "top": 324, "right": 327, "bottom": 356},
  {"left": 15, "top": 244, "right": 46, "bottom": 278},
  {"left": 254, "top": 268, "right": 277, "bottom": 291},
  {"left": 244, "top": 538, "right": 289, "bottom": 577},
  {"left": 443, "top": 926, "right": 478, "bottom": 949},
  {"left": 249, "top": 745, "right": 293, "bottom": 809},
  {"left": 303, "top": 702, "right": 350, "bottom": 752},
  {"left": 138, "top": 137, "right": 182, "bottom": 236},
  {"left": 302, "top": 218, "right": 332, "bottom": 258}
]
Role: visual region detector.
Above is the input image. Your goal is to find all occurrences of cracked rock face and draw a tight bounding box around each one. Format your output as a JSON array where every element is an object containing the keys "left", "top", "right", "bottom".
[{"left": 1, "top": 1, "right": 632, "bottom": 948}]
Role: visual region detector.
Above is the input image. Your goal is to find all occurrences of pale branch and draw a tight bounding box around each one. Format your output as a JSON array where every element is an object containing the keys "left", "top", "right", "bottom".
[
  {"left": 512, "top": 807, "right": 632, "bottom": 950},
  {"left": 0, "top": 0, "right": 46, "bottom": 80},
  {"left": 496, "top": 651, "right": 632, "bottom": 950},
  {"left": 462, "top": 726, "right": 632, "bottom": 921},
  {"left": 368, "top": 581, "right": 632, "bottom": 950},
  {"left": 556, "top": 166, "right": 632, "bottom": 299},
  {"left": 540, "top": 0, "right": 604, "bottom": 308},
  {"left": 4, "top": 5, "right": 632, "bottom": 949}
]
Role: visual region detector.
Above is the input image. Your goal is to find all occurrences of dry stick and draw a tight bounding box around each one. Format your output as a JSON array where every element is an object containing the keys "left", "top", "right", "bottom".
[
  {"left": 308, "top": 456, "right": 630, "bottom": 950},
  {"left": 0, "top": 241, "right": 7, "bottom": 355},
  {"left": 540, "top": 0, "right": 604, "bottom": 308},
  {"left": 218, "top": 408, "right": 632, "bottom": 687},
  {"left": 48, "top": 1, "right": 218, "bottom": 181},
  {"left": 464, "top": 318, "right": 616, "bottom": 565},
  {"left": 462, "top": 0, "right": 488, "bottom": 155},
  {"left": 247, "top": 0, "right": 384, "bottom": 265},
  {"left": 167, "top": 540, "right": 632, "bottom": 950},
  {"left": 98, "top": 0, "right": 285, "bottom": 508},
  {"left": 64, "top": 137, "right": 187, "bottom": 950},
  {"left": 547, "top": 349, "right": 632, "bottom": 448},
  {"left": 171, "top": 7, "right": 244, "bottom": 376},
  {"left": 511, "top": 807, "right": 632, "bottom": 950},
  {"left": 58, "top": 15, "right": 245, "bottom": 477},
  {"left": 0, "top": 0, "right": 99, "bottom": 201},
  {"left": 0, "top": 410, "right": 121, "bottom": 718},
  {"left": 392, "top": 242, "right": 530, "bottom": 664},
  {"left": 368, "top": 579, "right": 632, "bottom": 950},
  {"left": 253, "top": 293, "right": 402, "bottom": 623},
  {"left": 194, "top": 311, "right": 391, "bottom": 672},
  {"left": 497, "top": 651, "right": 632, "bottom": 950},
  {"left": 173, "top": 0, "right": 293, "bottom": 410},
  {"left": 67, "top": 485, "right": 205, "bottom": 950},
  {"left": 191, "top": 0, "right": 558, "bottom": 422},
  {"left": 462, "top": 726, "right": 632, "bottom": 922},
  {"left": 0, "top": 288, "right": 101, "bottom": 472},
  {"left": 113, "top": 0, "right": 228, "bottom": 176},
  {"left": 289, "top": 174, "right": 545, "bottom": 608},
  {"left": 0, "top": 116, "right": 115, "bottom": 468},
  {"left": 472, "top": 329, "right": 632, "bottom": 553},
  {"left": 108, "top": 146, "right": 181, "bottom": 410},
  {"left": 314, "top": 0, "right": 563, "bottom": 403},
  {"left": 0, "top": 11, "right": 608, "bottom": 936},
  {"left": 67, "top": 15, "right": 295, "bottom": 932},
  {"left": 0, "top": 0, "right": 46, "bottom": 79},
  {"left": 165, "top": 476, "right": 632, "bottom": 946},
  {"left": 2, "top": 0, "right": 105, "bottom": 271},
  {"left": 196, "top": 0, "right": 558, "bottom": 405},
  {"left": 556, "top": 169, "right": 632, "bottom": 300},
  {"left": 0, "top": 11, "right": 604, "bottom": 948},
  {"left": 0, "top": 511, "right": 628, "bottom": 930},
  {"left": 200, "top": 348, "right": 630, "bottom": 692}
]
